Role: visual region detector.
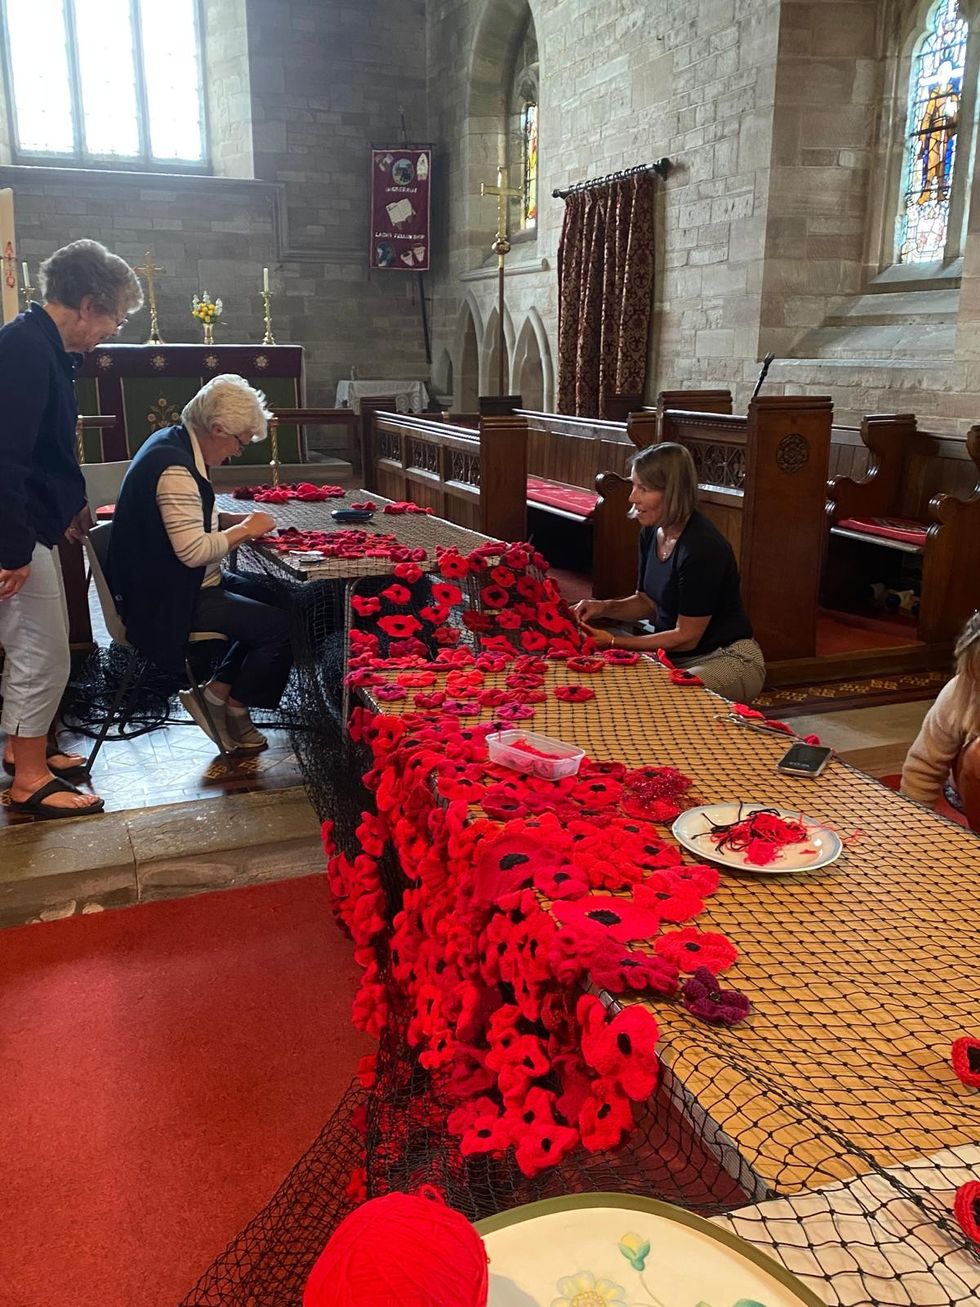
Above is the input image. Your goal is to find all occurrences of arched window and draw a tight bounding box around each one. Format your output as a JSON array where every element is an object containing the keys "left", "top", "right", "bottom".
[
  {"left": 897, "top": 0, "right": 968, "bottom": 263},
  {"left": 508, "top": 13, "right": 538, "bottom": 235}
]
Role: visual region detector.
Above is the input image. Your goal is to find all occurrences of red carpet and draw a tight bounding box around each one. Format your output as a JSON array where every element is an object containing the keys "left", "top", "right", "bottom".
[{"left": 0, "top": 875, "right": 368, "bottom": 1307}]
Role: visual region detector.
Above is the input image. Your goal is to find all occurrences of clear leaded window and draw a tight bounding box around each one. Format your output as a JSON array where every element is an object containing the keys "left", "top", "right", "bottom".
[
  {"left": 1, "top": 0, "right": 208, "bottom": 168},
  {"left": 508, "top": 14, "right": 538, "bottom": 234},
  {"left": 897, "top": 0, "right": 968, "bottom": 263}
]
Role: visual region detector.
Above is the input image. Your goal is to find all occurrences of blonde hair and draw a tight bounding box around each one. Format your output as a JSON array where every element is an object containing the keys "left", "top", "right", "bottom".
[
  {"left": 954, "top": 611, "right": 980, "bottom": 736},
  {"left": 630, "top": 442, "right": 698, "bottom": 526}
]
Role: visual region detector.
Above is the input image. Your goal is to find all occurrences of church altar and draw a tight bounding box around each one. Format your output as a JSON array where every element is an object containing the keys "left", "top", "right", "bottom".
[
  {"left": 76, "top": 343, "right": 306, "bottom": 465},
  {"left": 335, "top": 377, "right": 429, "bottom": 413}
]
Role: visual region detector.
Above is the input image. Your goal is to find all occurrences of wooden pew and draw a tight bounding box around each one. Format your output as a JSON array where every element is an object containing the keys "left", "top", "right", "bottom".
[
  {"left": 825, "top": 416, "right": 980, "bottom": 644},
  {"left": 645, "top": 396, "right": 834, "bottom": 662},
  {"left": 369, "top": 410, "right": 528, "bottom": 542}
]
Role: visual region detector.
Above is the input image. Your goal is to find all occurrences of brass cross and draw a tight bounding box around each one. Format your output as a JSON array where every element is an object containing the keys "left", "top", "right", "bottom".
[
  {"left": 135, "top": 249, "right": 165, "bottom": 344},
  {"left": 481, "top": 165, "right": 523, "bottom": 248}
]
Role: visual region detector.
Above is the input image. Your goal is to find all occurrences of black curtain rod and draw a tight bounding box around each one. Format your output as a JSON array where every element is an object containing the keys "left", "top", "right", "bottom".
[{"left": 552, "top": 158, "right": 670, "bottom": 199}]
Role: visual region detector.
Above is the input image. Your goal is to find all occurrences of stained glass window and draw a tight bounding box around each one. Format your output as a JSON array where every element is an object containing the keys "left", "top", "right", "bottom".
[
  {"left": 1, "top": 0, "right": 207, "bottom": 167},
  {"left": 508, "top": 12, "right": 538, "bottom": 234},
  {"left": 898, "top": 0, "right": 968, "bottom": 263},
  {"left": 521, "top": 101, "right": 538, "bottom": 228}
]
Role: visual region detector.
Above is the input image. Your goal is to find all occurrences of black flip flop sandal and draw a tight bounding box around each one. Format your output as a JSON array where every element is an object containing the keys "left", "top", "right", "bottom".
[{"left": 7, "top": 777, "right": 105, "bottom": 820}]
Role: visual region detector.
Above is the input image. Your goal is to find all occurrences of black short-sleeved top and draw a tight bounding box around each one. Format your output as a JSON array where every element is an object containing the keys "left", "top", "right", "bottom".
[{"left": 638, "top": 510, "right": 753, "bottom": 658}]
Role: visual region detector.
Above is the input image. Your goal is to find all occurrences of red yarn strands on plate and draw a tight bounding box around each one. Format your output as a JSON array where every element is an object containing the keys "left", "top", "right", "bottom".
[{"left": 303, "top": 1190, "right": 489, "bottom": 1306}]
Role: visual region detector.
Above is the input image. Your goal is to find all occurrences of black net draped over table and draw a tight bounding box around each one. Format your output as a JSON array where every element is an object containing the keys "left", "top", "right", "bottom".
[{"left": 163, "top": 497, "right": 980, "bottom": 1307}]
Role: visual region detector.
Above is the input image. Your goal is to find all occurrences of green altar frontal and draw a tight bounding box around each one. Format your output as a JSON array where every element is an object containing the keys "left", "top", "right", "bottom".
[{"left": 76, "top": 343, "right": 305, "bottom": 466}]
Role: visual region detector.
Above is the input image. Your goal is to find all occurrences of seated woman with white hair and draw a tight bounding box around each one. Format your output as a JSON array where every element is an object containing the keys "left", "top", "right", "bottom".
[
  {"left": 107, "top": 374, "right": 291, "bottom": 753},
  {"left": 573, "top": 442, "right": 766, "bottom": 703}
]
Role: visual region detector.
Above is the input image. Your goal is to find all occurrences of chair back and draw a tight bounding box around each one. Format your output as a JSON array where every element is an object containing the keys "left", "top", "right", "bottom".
[
  {"left": 84, "top": 522, "right": 129, "bottom": 646},
  {"left": 82, "top": 460, "right": 131, "bottom": 513}
]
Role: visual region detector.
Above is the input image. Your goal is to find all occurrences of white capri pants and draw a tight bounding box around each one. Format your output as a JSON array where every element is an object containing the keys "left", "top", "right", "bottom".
[{"left": 0, "top": 544, "right": 71, "bottom": 738}]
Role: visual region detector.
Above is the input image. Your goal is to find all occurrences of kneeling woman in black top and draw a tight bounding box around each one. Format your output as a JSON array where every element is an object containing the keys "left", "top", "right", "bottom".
[{"left": 573, "top": 442, "right": 766, "bottom": 702}]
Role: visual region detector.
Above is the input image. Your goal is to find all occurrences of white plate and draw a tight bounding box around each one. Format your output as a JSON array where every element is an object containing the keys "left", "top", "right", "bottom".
[
  {"left": 671, "top": 802, "right": 843, "bottom": 874},
  {"left": 478, "top": 1192, "right": 825, "bottom": 1306}
]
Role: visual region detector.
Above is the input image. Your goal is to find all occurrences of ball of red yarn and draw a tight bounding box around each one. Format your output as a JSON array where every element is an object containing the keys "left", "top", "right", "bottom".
[{"left": 303, "top": 1190, "right": 489, "bottom": 1306}]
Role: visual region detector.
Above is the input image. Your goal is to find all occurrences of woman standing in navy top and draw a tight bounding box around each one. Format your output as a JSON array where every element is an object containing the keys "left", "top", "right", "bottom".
[{"left": 573, "top": 443, "right": 766, "bottom": 702}]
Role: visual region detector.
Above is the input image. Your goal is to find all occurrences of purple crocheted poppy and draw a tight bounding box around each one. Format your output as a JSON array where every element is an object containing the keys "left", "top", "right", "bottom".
[{"left": 681, "top": 965, "right": 751, "bottom": 1026}]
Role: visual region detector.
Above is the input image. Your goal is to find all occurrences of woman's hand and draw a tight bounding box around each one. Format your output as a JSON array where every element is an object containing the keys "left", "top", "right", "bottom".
[
  {"left": 244, "top": 511, "right": 277, "bottom": 539},
  {"left": 571, "top": 597, "right": 609, "bottom": 624},
  {"left": 581, "top": 623, "right": 615, "bottom": 649}
]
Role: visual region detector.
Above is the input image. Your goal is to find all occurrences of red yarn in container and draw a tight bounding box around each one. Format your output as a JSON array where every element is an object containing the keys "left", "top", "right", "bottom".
[{"left": 303, "top": 1189, "right": 489, "bottom": 1306}]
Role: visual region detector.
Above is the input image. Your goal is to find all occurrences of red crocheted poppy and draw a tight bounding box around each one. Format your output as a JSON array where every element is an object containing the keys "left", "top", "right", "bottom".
[
  {"left": 533, "top": 861, "right": 590, "bottom": 900},
  {"left": 535, "top": 604, "right": 568, "bottom": 634},
  {"left": 489, "top": 565, "right": 516, "bottom": 588},
  {"left": 393, "top": 561, "right": 424, "bottom": 583},
  {"left": 954, "top": 1181, "right": 980, "bottom": 1245},
  {"left": 655, "top": 927, "right": 738, "bottom": 974},
  {"left": 516, "top": 575, "right": 544, "bottom": 601},
  {"left": 435, "top": 646, "right": 476, "bottom": 666},
  {"left": 397, "top": 671, "right": 437, "bottom": 687},
  {"left": 509, "top": 1087, "right": 580, "bottom": 1178},
  {"left": 577, "top": 993, "right": 660, "bottom": 1100},
  {"left": 462, "top": 610, "right": 494, "bottom": 634},
  {"left": 552, "top": 894, "right": 663, "bottom": 943},
  {"left": 481, "top": 634, "right": 518, "bottom": 654},
  {"left": 952, "top": 1036, "right": 980, "bottom": 1088},
  {"left": 520, "top": 630, "right": 548, "bottom": 652},
  {"left": 602, "top": 648, "right": 640, "bottom": 666},
  {"left": 419, "top": 604, "right": 451, "bottom": 625},
  {"left": 446, "top": 668, "right": 483, "bottom": 688},
  {"left": 387, "top": 637, "right": 429, "bottom": 659},
  {"left": 350, "top": 595, "right": 381, "bottom": 617},
  {"left": 506, "top": 673, "right": 544, "bottom": 691},
  {"left": 634, "top": 877, "right": 705, "bottom": 925},
  {"left": 459, "top": 1104, "right": 513, "bottom": 1157},
  {"left": 732, "top": 702, "right": 765, "bottom": 720},
  {"left": 436, "top": 550, "right": 470, "bottom": 579},
  {"left": 472, "top": 831, "right": 552, "bottom": 902},
  {"left": 478, "top": 687, "right": 511, "bottom": 708},
  {"left": 474, "top": 652, "right": 511, "bottom": 672},
  {"left": 443, "top": 699, "right": 481, "bottom": 717},
  {"left": 578, "top": 1081, "right": 635, "bottom": 1152},
  {"left": 378, "top": 614, "right": 422, "bottom": 638},
  {"left": 587, "top": 941, "right": 680, "bottom": 996},
  {"left": 381, "top": 582, "right": 412, "bottom": 605},
  {"left": 571, "top": 775, "right": 623, "bottom": 808},
  {"left": 554, "top": 684, "right": 595, "bottom": 702},
  {"left": 513, "top": 656, "right": 547, "bottom": 674},
  {"left": 682, "top": 965, "right": 752, "bottom": 1026},
  {"left": 433, "top": 625, "right": 460, "bottom": 646},
  {"left": 431, "top": 581, "right": 463, "bottom": 608},
  {"left": 414, "top": 690, "right": 447, "bottom": 709},
  {"left": 480, "top": 584, "right": 510, "bottom": 609},
  {"left": 566, "top": 655, "right": 605, "bottom": 674},
  {"left": 494, "top": 608, "right": 520, "bottom": 630}
]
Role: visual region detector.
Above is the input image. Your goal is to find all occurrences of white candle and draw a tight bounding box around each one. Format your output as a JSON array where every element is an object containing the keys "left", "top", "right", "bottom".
[
  {"left": 262, "top": 267, "right": 269, "bottom": 293},
  {"left": 22, "top": 261, "right": 29, "bottom": 287}
]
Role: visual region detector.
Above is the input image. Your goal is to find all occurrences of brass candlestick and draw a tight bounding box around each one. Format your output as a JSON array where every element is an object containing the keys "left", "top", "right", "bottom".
[
  {"left": 21, "top": 273, "right": 35, "bottom": 306},
  {"left": 135, "top": 251, "right": 164, "bottom": 344},
  {"left": 269, "top": 417, "right": 281, "bottom": 486},
  {"left": 261, "top": 288, "right": 276, "bottom": 345}
]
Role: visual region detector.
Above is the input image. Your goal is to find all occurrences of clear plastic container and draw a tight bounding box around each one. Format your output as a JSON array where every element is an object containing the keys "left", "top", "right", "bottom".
[{"left": 487, "top": 729, "right": 585, "bottom": 780}]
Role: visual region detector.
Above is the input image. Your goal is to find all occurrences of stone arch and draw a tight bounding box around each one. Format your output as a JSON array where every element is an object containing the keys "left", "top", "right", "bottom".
[
  {"left": 481, "top": 304, "right": 516, "bottom": 396},
  {"left": 453, "top": 297, "right": 483, "bottom": 411},
  {"left": 463, "top": 0, "right": 540, "bottom": 262},
  {"left": 512, "top": 308, "right": 553, "bottom": 409},
  {"left": 433, "top": 347, "right": 454, "bottom": 402}
]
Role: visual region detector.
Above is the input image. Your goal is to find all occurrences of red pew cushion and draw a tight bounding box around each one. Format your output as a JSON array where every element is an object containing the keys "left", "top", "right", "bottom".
[
  {"left": 836, "top": 515, "right": 928, "bottom": 548},
  {"left": 526, "top": 476, "right": 598, "bottom": 518},
  {"left": 95, "top": 503, "right": 116, "bottom": 521}
]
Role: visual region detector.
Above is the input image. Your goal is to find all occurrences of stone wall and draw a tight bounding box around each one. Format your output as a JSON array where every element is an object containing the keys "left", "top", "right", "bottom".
[{"left": 0, "top": 0, "right": 431, "bottom": 415}]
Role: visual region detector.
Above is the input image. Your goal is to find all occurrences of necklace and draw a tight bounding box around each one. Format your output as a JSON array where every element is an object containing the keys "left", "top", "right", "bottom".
[{"left": 657, "top": 528, "right": 679, "bottom": 561}]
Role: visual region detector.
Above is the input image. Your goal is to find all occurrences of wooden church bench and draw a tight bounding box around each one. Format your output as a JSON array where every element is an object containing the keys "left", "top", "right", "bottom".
[
  {"left": 825, "top": 416, "right": 980, "bottom": 644},
  {"left": 645, "top": 395, "right": 834, "bottom": 662}
]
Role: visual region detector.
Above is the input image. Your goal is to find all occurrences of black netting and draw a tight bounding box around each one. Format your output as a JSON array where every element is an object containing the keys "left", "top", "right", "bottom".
[{"left": 177, "top": 496, "right": 980, "bottom": 1307}]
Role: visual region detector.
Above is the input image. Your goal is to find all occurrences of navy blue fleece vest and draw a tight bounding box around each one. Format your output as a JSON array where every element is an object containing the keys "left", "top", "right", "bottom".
[{"left": 107, "top": 425, "right": 216, "bottom": 673}]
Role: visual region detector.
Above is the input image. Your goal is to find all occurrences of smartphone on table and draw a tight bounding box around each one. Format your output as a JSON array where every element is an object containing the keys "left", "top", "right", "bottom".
[{"left": 776, "top": 742, "right": 833, "bottom": 778}]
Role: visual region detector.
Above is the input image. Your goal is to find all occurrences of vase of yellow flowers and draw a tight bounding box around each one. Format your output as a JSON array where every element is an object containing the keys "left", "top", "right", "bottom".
[{"left": 191, "top": 292, "right": 222, "bottom": 345}]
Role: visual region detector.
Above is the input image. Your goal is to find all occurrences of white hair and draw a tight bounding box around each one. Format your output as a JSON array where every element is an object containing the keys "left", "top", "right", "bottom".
[{"left": 181, "top": 374, "right": 273, "bottom": 443}]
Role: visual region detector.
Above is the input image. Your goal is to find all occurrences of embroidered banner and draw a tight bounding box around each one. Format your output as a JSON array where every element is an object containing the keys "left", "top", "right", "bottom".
[
  {"left": 1, "top": 188, "right": 21, "bottom": 325},
  {"left": 370, "top": 147, "right": 431, "bottom": 272}
]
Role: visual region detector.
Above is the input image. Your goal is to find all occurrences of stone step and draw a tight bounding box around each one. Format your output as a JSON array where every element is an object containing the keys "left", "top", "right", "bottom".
[{"left": 0, "top": 787, "right": 323, "bottom": 929}]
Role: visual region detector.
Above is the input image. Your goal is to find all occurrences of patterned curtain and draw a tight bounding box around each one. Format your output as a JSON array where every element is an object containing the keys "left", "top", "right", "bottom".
[{"left": 556, "top": 173, "right": 657, "bottom": 417}]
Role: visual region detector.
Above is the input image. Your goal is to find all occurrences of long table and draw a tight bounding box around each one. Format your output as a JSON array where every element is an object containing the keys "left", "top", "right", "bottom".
[{"left": 366, "top": 656, "right": 979, "bottom": 1204}]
